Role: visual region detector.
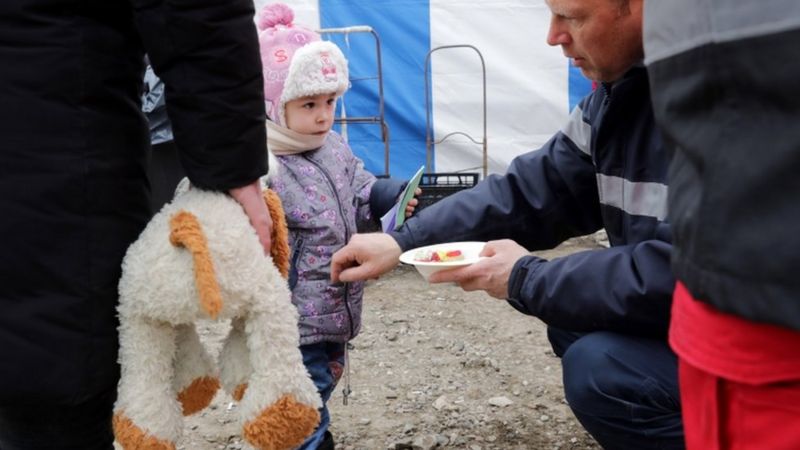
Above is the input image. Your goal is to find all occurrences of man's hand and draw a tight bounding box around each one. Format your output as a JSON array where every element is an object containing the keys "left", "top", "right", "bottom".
[
  {"left": 332, "top": 233, "right": 402, "bottom": 282},
  {"left": 229, "top": 180, "right": 273, "bottom": 254},
  {"left": 428, "top": 239, "right": 530, "bottom": 299}
]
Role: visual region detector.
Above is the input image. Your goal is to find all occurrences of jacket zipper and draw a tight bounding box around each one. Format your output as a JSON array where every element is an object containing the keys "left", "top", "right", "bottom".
[
  {"left": 601, "top": 82, "right": 612, "bottom": 105},
  {"left": 288, "top": 237, "right": 304, "bottom": 290},
  {"left": 304, "top": 155, "right": 356, "bottom": 339}
]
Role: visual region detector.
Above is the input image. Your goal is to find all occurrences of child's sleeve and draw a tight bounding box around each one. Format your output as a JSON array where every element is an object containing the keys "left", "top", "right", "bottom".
[
  {"left": 349, "top": 160, "right": 403, "bottom": 232},
  {"left": 369, "top": 178, "right": 406, "bottom": 218}
]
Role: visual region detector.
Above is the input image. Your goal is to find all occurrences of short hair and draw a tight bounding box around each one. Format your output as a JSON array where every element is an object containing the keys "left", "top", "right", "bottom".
[{"left": 614, "top": 0, "right": 631, "bottom": 15}]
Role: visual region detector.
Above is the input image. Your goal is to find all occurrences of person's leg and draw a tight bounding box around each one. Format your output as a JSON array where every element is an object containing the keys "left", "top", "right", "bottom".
[
  {"left": 0, "top": 388, "right": 116, "bottom": 450},
  {"left": 546, "top": 327, "right": 586, "bottom": 357},
  {"left": 679, "top": 357, "right": 800, "bottom": 450},
  {"left": 548, "top": 327, "right": 684, "bottom": 450},
  {"left": 677, "top": 357, "right": 722, "bottom": 450},
  {"left": 297, "top": 342, "right": 345, "bottom": 450}
]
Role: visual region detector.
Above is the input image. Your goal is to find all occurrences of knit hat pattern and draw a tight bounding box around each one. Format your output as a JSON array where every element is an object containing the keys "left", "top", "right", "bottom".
[
  {"left": 278, "top": 41, "right": 349, "bottom": 124},
  {"left": 257, "top": 3, "right": 349, "bottom": 125}
]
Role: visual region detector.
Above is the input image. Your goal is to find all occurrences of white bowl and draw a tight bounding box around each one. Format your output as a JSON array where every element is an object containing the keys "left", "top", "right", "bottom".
[{"left": 399, "top": 241, "right": 486, "bottom": 281}]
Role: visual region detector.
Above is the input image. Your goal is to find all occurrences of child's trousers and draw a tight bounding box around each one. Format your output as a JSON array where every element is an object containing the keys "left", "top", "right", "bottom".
[{"left": 297, "top": 341, "right": 346, "bottom": 450}]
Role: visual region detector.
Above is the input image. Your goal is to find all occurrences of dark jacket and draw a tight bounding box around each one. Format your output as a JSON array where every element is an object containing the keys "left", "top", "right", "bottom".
[
  {"left": 0, "top": 0, "right": 267, "bottom": 406},
  {"left": 391, "top": 67, "right": 674, "bottom": 337},
  {"left": 646, "top": 1, "right": 800, "bottom": 330}
]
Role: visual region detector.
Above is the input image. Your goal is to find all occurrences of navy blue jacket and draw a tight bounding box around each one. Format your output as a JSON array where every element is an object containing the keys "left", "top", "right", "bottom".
[{"left": 391, "top": 67, "right": 674, "bottom": 337}]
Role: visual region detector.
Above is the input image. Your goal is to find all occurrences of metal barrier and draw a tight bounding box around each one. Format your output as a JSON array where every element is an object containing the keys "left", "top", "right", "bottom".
[
  {"left": 320, "top": 26, "right": 391, "bottom": 176},
  {"left": 424, "top": 44, "right": 488, "bottom": 179}
]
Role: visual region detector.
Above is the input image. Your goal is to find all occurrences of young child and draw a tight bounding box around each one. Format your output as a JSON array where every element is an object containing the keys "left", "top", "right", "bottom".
[{"left": 257, "top": 4, "right": 418, "bottom": 449}]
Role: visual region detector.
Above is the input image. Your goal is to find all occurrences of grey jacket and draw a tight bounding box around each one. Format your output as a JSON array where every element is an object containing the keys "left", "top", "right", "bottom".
[{"left": 269, "top": 131, "right": 403, "bottom": 345}]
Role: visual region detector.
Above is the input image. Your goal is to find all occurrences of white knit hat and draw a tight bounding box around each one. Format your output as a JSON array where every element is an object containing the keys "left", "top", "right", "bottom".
[{"left": 276, "top": 40, "right": 349, "bottom": 125}]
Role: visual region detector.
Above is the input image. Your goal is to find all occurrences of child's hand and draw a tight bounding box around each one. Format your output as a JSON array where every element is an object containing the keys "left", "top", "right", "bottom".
[{"left": 404, "top": 188, "right": 423, "bottom": 218}]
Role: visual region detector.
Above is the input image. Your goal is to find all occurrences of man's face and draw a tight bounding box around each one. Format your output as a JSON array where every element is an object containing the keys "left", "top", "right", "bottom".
[{"left": 545, "top": 0, "right": 643, "bottom": 82}]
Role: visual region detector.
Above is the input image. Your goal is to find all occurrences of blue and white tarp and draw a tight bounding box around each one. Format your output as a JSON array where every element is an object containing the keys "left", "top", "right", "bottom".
[{"left": 254, "top": 0, "right": 593, "bottom": 179}]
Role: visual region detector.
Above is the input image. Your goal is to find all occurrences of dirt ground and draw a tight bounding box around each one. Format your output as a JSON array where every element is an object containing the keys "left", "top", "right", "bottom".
[{"left": 172, "top": 238, "right": 604, "bottom": 450}]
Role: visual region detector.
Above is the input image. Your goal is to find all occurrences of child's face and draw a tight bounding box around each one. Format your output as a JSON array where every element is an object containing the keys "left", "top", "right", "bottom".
[{"left": 284, "top": 93, "right": 337, "bottom": 135}]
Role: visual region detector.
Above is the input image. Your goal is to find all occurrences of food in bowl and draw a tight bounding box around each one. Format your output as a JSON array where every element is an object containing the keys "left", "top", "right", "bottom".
[
  {"left": 399, "top": 242, "right": 486, "bottom": 281},
  {"left": 413, "top": 248, "right": 465, "bottom": 262}
]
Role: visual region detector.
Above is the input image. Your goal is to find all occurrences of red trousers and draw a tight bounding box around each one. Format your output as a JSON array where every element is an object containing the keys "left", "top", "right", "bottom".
[{"left": 679, "top": 358, "right": 800, "bottom": 450}]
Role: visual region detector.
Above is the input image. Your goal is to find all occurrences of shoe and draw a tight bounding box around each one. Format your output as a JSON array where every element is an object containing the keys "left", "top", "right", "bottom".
[{"left": 317, "top": 430, "right": 335, "bottom": 450}]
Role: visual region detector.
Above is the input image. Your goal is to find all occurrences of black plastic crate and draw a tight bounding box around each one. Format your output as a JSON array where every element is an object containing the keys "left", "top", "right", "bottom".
[{"left": 417, "top": 172, "right": 479, "bottom": 210}]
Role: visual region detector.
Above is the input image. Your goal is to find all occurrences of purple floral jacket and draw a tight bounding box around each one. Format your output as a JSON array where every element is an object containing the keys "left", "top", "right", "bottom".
[{"left": 269, "top": 131, "right": 403, "bottom": 345}]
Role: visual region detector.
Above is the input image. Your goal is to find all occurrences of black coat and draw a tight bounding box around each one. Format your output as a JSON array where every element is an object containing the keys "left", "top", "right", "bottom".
[
  {"left": 647, "top": 10, "right": 800, "bottom": 331},
  {"left": 0, "top": 0, "right": 267, "bottom": 406}
]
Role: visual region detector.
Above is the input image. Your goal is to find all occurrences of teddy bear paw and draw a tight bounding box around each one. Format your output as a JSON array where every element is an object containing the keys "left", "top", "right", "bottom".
[
  {"left": 177, "top": 376, "right": 220, "bottom": 416},
  {"left": 232, "top": 382, "right": 248, "bottom": 402},
  {"left": 113, "top": 412, "right": 176, "bottom": 450},
  {"left": 242, "top": 394, "right": 320, "bottom": 450}
]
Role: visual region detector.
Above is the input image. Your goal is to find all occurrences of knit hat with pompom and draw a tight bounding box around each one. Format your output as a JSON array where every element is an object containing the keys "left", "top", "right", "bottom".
[{"left": 257, "top": 3, "right": 349, "bottom": 126}]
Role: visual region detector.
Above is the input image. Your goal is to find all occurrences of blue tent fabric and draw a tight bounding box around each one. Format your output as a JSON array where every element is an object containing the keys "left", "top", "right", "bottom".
[
  {"left": 568, "top": 63, "right": 593, "bottom": 111},
  {"left": 320, "top": 0, "right": 431, "bottom": 179}
]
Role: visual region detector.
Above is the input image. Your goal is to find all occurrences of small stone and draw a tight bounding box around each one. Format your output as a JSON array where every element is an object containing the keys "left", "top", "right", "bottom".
[
  {"left": 412, "top": 434, "right": 438, "bottom": 450},
  {"left": 488, "top": 396, "right": 514, "bottom": 407},
  {"left": 433, "top": 395, "right": 449, "bottom": 411}
]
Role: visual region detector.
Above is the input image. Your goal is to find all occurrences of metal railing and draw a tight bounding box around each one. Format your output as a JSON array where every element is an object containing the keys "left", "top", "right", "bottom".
[
  {"left": 424, "top": 44, "right": 487, "bottom": 179},
  {"left": 320, "top": 26, "right": 390, "bottom": 176}
]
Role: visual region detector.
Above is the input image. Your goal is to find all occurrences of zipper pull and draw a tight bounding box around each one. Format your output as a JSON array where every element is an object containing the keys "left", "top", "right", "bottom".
[
  {"left": 342, "top": 342, "right": 353, "bottom": 405},
  {"left": 342, "top": 385, "right": 351, "bottom": 405}
]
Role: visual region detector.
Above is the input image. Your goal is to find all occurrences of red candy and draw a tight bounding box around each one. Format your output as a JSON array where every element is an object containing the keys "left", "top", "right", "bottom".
[{"left": 414, "top": 248, "right": 465, "bottom": 262}]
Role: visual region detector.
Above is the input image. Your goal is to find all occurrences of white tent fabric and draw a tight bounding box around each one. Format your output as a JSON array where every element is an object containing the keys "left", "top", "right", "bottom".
[{"left": 428, "top": 1, "right": 568, "bottom": 176}]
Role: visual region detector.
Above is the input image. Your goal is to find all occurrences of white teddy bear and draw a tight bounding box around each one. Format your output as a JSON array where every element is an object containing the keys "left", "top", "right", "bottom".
[{"left": 112, "top": 186, "right": 321, "bottom": 450}]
